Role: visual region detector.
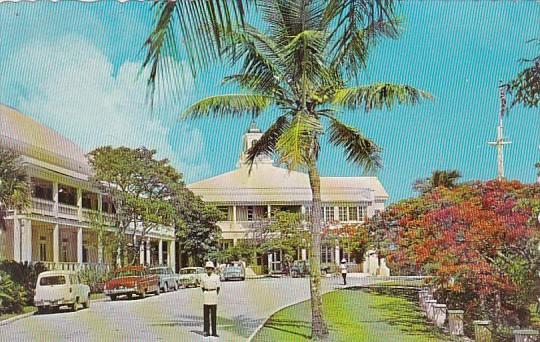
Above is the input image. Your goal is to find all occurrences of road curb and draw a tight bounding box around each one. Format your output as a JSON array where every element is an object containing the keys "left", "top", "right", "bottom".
[
  {"left": 246, "top": 286, "right": 343, "bottom": 342},
  {"left": 0, "top": 311, "right": 35, "bottom": 327}
]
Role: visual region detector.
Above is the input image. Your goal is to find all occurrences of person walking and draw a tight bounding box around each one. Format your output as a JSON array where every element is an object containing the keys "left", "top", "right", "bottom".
[
  {"left": 200, "top": 261, "right": 221, "bottom": 337},
  {"left": 340, "top": 258, "right": 348, "bottom": 285}
]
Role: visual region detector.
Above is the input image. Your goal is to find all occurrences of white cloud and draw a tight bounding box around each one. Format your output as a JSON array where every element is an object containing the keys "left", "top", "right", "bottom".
[{"left": 4, "top": 35, "right": 211, "bottom": 178}]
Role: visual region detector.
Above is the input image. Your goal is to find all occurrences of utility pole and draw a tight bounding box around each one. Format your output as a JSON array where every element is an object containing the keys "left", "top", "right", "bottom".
[{"left": 488, "top": 81, "right": 512, "bottom": 181}]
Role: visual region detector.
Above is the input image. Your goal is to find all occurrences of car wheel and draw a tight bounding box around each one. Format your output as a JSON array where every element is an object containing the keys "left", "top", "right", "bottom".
[
  {"left": 37, "top": 307, "right": 48, "bottom": 315},
  {"left": 140, "top": 289, "right": 147, "bottom": 298},
  {"left": 83, "top": 299, "right": 90, "bottom": 309},
  {"left": 72, "top": 299, "right": 79, "bottom": 312},
  {"left": 163, "top": 283, "right": 168, "bottom": 293},
  {"left": 173, "top": 283, "right": 178, "bottom": 291},
  {"left": 241, "top": 277, "right": 245, "bottom": 281},
  {"left": 110, "top": 295, "right": 117, "bottom": 301},
  {"left": 155, "top": 286, "right": 160, "bottom": 296}
]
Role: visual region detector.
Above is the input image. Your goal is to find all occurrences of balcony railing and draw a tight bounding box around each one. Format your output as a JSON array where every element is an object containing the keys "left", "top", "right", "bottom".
[
  {"left": 40, "top": 261, "right": 112, "bottom": 272},
  {"left": 31, "top": 198, "right": 55, "bottom": 216},
  {"left": 58, "top": 203, "right": 79, "bottom": 219}
]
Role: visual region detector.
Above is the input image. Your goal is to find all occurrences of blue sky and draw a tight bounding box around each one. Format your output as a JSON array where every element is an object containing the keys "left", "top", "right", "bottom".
[{"left": 0, "top": 1, "right": 539, "bottom": 202}]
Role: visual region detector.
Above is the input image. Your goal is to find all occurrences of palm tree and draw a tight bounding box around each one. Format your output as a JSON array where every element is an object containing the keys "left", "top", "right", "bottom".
[
  {"left": 413, "top": 169, "right": 461, "bottom": 194},
  {"left": 143, "top": 0, "right": 399, "bottom": 105},
  {"left": 178, "top": 1, "right": 431, "bottom": 338},
  {"left": 0, "top": 147, "right": 31, "bottom": 260}
]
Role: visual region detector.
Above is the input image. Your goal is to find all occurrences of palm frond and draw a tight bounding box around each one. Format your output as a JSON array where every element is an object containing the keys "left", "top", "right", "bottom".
[
  {"left": 327, "top": 118, "right": 381, "bottom": 172},
  {"left": 330, "top": 17, "right": 402, "bottom": 78},
  {"left": 332, "top": 83, "right": 433, "bottom": 111},
  {"left": 181, "top": 94, "right": 273, "bottom": 119},
  {"left": 275, "top": 112, "right": 322, "bottom": 170},
  {"left": 245, "top": 115, "right": 290, "bottom": 170},
  {"left": 143, "top": 0, "right": 251, "bottom": 107}
]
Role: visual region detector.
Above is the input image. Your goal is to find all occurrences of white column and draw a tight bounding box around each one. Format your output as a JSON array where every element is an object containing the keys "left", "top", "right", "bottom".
[
  {"left": 301, "top": 249, "right": 307, "bottom": 261},
  {"left": 53, "top": 182, "right": 59, "bottom": 216},
  {"left": 233, "top": 205, "right": 237, "bottom": 222},
  {"left": 13, "top": 212, "right": 21, "bottom": 262},
  {"left": 168, "top": 241, "right": 176, "bottom": 271},
  {"left": 97, "top": 194, "right": 103, "bottom": 212},
  {"left": 77, "top": 188, "right": 83, "bottom": 221},
  {"left": 116, "top": 247, "right": 122, "bottom": 266},
  {"left": 158, "top": 239, "right": 163, "bottom": 265},
  {"left": 267, "top": 205, "right": 271, "bottom": 218},
  {"left": 53, "top": 224, "right": 59, "bottom": 263},
  {"left": 233, "top": 239, "right": 238, "bottom": 247},
  {"left": 267, "top": 253, "right": 273, "bottom": 272},
  {"left": 335, "top": 242, "right": 340, "bottom": 266},
  {"left": 77, "top": 227, "right": 83, "bottom": 264},
  {"left": 139, "top": 241, "right": 145, "bottom": 265},
  {"left": 146, "top": 238, "right": 151, "bottom": 265},
  {"left": 97, "top": 234, "right": 103, "bottom": 264},
  {"left": 333, "top": 206, "right": 339, "bottom": 222},
  {"left": 19, "top": 219, "right": 32, "bottom": 262}
]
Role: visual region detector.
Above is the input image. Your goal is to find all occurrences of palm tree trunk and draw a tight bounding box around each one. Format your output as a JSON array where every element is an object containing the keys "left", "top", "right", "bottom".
[{"left": 307, "top": 160, "right": 329, "bottom": 339}]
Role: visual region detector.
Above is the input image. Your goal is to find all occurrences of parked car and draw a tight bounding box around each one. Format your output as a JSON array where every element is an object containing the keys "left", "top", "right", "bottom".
[
  {"left": 149, "top": 266, "right": 180, "bottom": 292},
  {"left": 220, "top": 263, "right": 245, "bottom": 281},
  {"left": 290, "top": 260, "right": 309, "bottom": 278},
  {"left": 34, "top": 271, "right": 90, "bottom": 313},
  {"left": 178, "top": 267, "right": 205, "bottom": 288},
  {"left": 104, "top": 265, "right": 160, "bottom": 300},
  {"left": 290, "top": 260, "right": 331, "bottom": 277}
]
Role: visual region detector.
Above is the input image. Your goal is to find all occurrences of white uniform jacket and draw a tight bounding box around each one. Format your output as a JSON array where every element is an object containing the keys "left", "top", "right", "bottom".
[{"left": 200, "top": 273, "right": 221, "bottom": 305}]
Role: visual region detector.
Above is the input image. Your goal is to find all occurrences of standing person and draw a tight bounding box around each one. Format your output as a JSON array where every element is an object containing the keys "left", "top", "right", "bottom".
[
  {"left": 200, "top": 261, "right": 221, "bottom": 337},
  {"left": 340, "top": 258, "right": 348, "bottom": 285}
]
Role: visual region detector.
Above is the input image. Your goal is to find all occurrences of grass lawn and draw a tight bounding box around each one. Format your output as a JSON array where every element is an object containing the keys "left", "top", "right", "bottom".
[
  {"left": 0, "top": 306, "right": 36, "bottom": 322},
  {"left": 90, "top": 293, "right": 107, "bottom": 300},
  {"left": 253, "top": 289, "right": 452, "bottom": 342}
]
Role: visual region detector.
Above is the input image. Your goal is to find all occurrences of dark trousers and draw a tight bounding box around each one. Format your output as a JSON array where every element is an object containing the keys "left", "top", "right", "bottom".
[
  {"left": 203, "top": 304, "right": 217, "bottom": 335},
  {"left": 342, "top": 273, "right": 347, "bottom": 285}
]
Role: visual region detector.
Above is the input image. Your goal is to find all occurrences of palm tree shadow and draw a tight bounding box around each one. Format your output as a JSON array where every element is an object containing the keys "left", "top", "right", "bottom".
[{"left": 263, "top": 318, "right": 312, "bottom": 339}]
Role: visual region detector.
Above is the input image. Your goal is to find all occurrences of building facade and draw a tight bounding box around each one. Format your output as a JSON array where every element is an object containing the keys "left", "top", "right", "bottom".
[
  {"left": 188, "top": 122, "right": 389, "bottom": 271},
  {"left": 0, "top": 105, "right": 176, "bottom": 271}
]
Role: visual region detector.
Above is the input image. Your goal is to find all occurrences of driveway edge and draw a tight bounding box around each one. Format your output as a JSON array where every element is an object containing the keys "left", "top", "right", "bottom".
[{"left": 0, "top": 311, "right": 35, "bottom": 327}]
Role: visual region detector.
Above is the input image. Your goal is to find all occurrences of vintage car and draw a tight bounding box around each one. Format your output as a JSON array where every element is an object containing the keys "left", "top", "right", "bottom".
[
  {"left": 34, "top": 271, "right": 90, "bottom": 313},
  {"left": 290, "top": 260, "right": 331, "bottom": 277},
  {"left": 104, "top": 265, "right": 160, "bottom": 300},
  {"left": 149, "top": 266, "right": 180, "bottom": 292},
  {"left": 220, "top": 263, "right": 246, "bottom": 281},
  {"left": 178, "top": 267, "right": 205, "bottom": 288}
]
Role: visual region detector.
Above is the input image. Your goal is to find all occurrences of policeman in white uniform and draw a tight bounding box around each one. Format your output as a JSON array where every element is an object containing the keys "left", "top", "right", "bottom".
[
  {"left": 200, "top": 261, "right": 221, "bottom": 337},
  {"left": 340, "top": 258, "right": 348, "bottom": 285}
]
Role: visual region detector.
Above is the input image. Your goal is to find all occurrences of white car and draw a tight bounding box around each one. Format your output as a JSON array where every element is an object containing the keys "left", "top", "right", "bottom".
[{"left": 34, "top": 271, "right": 90, "bottom": 313}]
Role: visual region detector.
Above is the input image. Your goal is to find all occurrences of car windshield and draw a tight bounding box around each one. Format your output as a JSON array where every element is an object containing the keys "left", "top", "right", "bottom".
[
  {"left": 40, "top": 275, "right": 66, "bottom": 286},
  {"left": 149, "top": 268, "right": 166, "bottom": 274},
  {"left": 116, "top": 270, "right": 141, "bottom": 277},
  {"left": 180, "top": 269, "right": 196, "bottom": 274},
  {"left": 226, "top": 266, "right": 241, "bottom": 272}
]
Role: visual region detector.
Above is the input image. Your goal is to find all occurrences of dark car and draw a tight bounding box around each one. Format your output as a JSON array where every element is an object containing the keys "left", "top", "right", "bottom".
[{"left": 291, "top": 260, "right": 331, "bottom": 277}]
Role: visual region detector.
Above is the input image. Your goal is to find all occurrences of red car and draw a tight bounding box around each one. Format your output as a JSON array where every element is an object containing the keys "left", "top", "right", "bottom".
[{"left": 104, "top": 265, "right": 160, "bottom": 300}]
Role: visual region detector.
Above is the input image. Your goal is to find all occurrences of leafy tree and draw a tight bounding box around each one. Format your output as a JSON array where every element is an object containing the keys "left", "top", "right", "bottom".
[
  {"left": 87, "top": 146, "right": 181, "bottom": 265},
  {"left": 380, "top": 180, "right": 540, "bottom": 337},
  {"left": 178, "top": 1, "right": 430, "bottom": 336},
  {"left": 0, "top": 270, "right": 25, "bottom": 314},
  {"left": 0, "top": 147, "right": 31, "bottom": 260},
  {"left": 174, "top": 190, "right": 223, "bottom": 266},
  {"left": 413, "top": 169, "right": 462, "bottom": 194},
  {"left": 508, "top": 38, "right": 539, "bottom": 108}
]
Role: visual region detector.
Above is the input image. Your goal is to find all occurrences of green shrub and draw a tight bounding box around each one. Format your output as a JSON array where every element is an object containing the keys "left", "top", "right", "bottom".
[
  {"left": 0, "top": 271, "right": 25, "bottom": 314},
  {"left": 78, "top": 267, "right": 113, "bottom": 293},
  {"left": 0, "top": 261, "right": 48, "bottom": 305}
]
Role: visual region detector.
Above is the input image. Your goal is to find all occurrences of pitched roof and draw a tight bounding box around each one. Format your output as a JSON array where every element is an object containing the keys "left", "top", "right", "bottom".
[
  {"left": 188, "top": 163, "right": 388, "bottom": 204},
  {"left": 0, "top": 104, "right": 91, "bottom": 175}
]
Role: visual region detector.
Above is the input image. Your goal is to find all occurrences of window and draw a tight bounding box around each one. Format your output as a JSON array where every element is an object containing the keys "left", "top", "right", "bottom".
[
  {"left": 61, "top": 238, "right": 68, "bottom": 262},
  {"left": 39, "top": 236, "right": 47, "bottom": 261},
  {"left": 348, "top": 207, "right": 358, "bottom": 221},
  {"left": 321, "top": 245, "right": 333, "bottom": 264},
  {"left": 32, "top": 178, "right": 53, "bottom": 201},
  {"left": 82, "top": 191, "right": 98, "bottom": 210},
  {"left": 247, "top": 206, "right": 254, "bottom": 221},
  {"left": 359, "top": 207, "right": 366, "bottom": 221},
  {"left": 58, "top": 184, "right": 77, "bottom": 206},
  {"left": 338, "top": 207, "right": 347, "bottom": 222},
  {"left": 324, "top": 207, "right": 334, "bottom": 222},
  {"left": 40, "top": 276, "right": 66, "bottom": 286}
]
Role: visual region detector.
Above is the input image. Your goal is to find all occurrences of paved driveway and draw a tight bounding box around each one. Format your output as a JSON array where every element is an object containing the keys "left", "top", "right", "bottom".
[{"left": 0, "top": 275, "right": 371, "bottom": 342}]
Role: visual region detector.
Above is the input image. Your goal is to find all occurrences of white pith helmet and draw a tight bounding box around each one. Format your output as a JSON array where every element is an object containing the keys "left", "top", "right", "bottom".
[
  {"left": 205, "top": 261, "right": 215, "bottom": 269},
  {"left": 341, "top": 258, "right": 347, "bottom": 263}
]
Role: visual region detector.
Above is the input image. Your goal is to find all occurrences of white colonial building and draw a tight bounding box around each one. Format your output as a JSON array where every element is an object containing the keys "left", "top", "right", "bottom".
[
  {"left": 188, "top": 122, "right": 389, "bottom": 271},
  {"left": 0, "top": 105, "right": 176, "bottom": 270}
]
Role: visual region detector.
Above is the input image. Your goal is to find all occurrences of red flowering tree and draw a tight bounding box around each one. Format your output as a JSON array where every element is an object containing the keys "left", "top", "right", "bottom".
[{"left": 368, "top": 180, "right": 540, "bottom": 333}]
